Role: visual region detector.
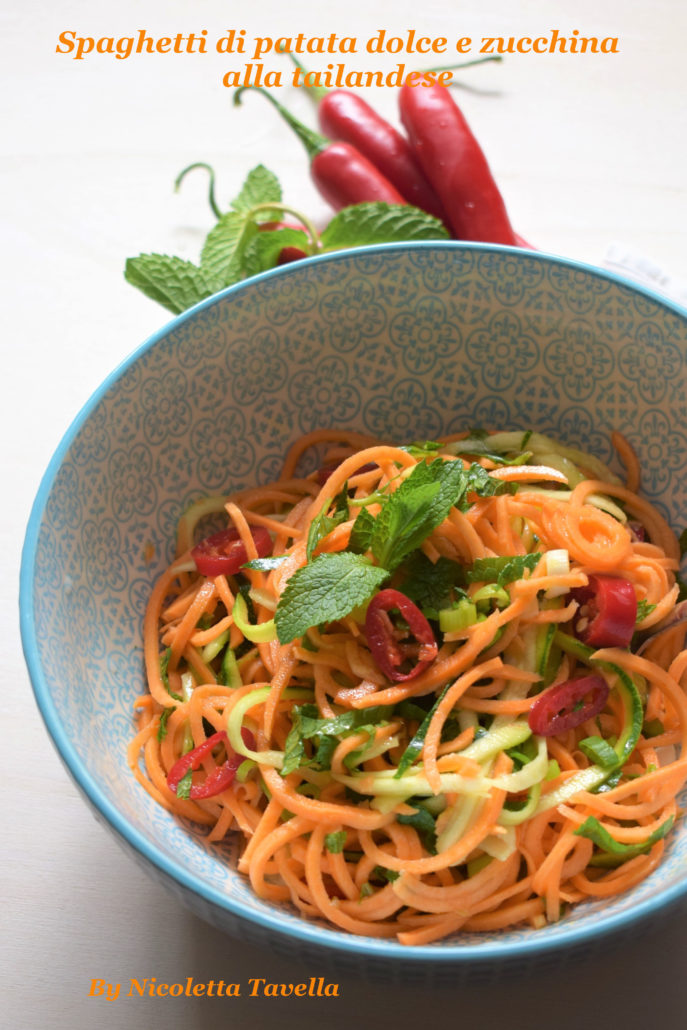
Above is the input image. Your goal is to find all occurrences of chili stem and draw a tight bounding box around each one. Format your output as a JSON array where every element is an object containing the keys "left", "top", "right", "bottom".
[
  {"left": 234, "top": 86, "right": 328, "bottom": 160},
  {"left": 174, "top": 162, "right": 222, "bottom": 220},
  {"left": 249, "top": 202, "right": 321, "bottom": 255}
]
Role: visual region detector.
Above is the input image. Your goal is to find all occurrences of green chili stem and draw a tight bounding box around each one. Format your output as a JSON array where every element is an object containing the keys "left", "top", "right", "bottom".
[{"left": 174, "top": 162, "right": 222, "bottom": 220}]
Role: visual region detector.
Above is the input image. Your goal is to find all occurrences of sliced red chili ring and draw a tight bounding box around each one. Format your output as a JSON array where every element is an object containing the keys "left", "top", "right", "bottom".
[
  {"left": 571, "top": 575, "right": 637, "bottom": 649},
  {"left": 365, "top": 588, "right": 438, "bottom": 682},
  {"left": 166, "top": 728, "right": 256, "bottom": 799},
  {"left": 528, "top": 674, "right": 609, "bottom": 737},
  {"left": 191, "top": 526, "right": 272, "bottom": 577}
]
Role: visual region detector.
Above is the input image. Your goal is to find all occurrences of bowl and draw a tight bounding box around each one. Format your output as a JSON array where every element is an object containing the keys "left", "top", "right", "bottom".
[{"left": 20, "top": 242, "right": 687, "bottom": 981}]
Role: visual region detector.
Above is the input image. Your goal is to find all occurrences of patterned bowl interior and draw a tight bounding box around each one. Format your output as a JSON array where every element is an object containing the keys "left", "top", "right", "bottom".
[{"left": 21, "top": 243, "right": 687, "bottom": 967}]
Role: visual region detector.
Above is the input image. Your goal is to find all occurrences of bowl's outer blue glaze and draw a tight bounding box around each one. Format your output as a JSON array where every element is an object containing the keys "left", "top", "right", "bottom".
[{"left": 20, "top": 243, "right": 687, "bottom": 976}]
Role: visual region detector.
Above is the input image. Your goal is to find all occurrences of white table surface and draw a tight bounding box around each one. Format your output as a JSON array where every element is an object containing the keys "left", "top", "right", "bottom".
[{"left": 4, "top": 1, "right": 687, "bottom": 1027}]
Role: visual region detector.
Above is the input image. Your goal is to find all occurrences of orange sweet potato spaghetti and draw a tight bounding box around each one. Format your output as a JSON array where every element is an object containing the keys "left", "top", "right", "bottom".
[{"left": 130, "top": 428, "right": 687, "bottom": 944}]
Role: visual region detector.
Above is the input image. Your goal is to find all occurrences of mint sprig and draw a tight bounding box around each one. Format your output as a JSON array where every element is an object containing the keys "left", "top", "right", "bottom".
[
  {"left": 274, "top": 552, "right": 388, "bottom": 644},
  {"left": 125, "top": 165, "right": 449, "bottom": 313},
  {"left": 230, "top": 164, "right": 282, "bottom": 216},
  {"left": 370, "top": 459, "right": 470, "bottom": 571},
  {"left": 124, "top": 254, "right": 220, "bottom": 315},
  {"left": 319, "top": 202, "right": 449, "bottom": 249}
]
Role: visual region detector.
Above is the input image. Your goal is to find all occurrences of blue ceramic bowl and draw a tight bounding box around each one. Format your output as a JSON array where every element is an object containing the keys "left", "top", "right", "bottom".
[{"left": 20, "top": 243, "right": 687, "bottom": 981}]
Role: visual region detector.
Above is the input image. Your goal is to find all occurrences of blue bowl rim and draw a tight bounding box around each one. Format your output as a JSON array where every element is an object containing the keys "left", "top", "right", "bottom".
[{"left": 19, "top": 240, "right": 687, "bottom": 963}]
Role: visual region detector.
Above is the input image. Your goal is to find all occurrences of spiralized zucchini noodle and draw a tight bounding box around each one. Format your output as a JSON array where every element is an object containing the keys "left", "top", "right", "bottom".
[{"left": 130, "top": 428, "right": 687, "bottom": 945}]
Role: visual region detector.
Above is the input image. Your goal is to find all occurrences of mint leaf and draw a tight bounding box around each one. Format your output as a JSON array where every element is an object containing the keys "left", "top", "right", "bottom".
[
  {"left": 325, "top": 831, "right": 347, "bottom": 853},
  {"left": 320, "top": 202, "right": 449, "bottom": 250},
  {"left": 274, "top": 552, "right": 388, "bottom": 643},
  {"left": 447, "top": 437, "right": 533, "bottom": 466},
  {"left": 401, "top": 441, "right": 443, "bottom": 458},
  {"left": 200, "top": 211, "right": 258, "bottom": 287},
  {"left": 281, "top": 703, "right": 392, "bottom": 776},
  {"left": 348, "top": 507, "right": 376, "bottom": 554},
  {"left": 398, "top": 552, "right": 465, "bottom": 616},
  {"left": 371, "top": 459, "right": 468, "bottom": 571},
  {"left": 397, "top": 806, "right": 437, "bottom": 854},
  {"left": 575, "top": 814, "right": 674, "bottom": 867},
  {"left": 242, "top": 228, "right": 309, "bottom": 277},
  {"left": 468, "top": 553, "right": 541, "bottom": 587},
  {"left": 230, "top": 164, "right": 282, "bottom": 218},
  {"left": 306, "top": 485, "right": 350, "bottom": 561},
  {"left": 460, "top": 463, "right": 510, "bottom": 506},
  {"left": 124, "top": 254, "right": 217, "bottom": 314}
]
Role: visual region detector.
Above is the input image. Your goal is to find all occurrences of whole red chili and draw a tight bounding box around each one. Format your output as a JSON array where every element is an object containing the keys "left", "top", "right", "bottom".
[
  {"left": 191, "top": 525, "right": 272, "bottom": 577},
  {"left": 166, "top": 728, "right": 256, "bottom": 799},
  {"left": 528, "top": 675, "right": 609, "bottom": 737},
  {"left": 571, "top": 575, "right": 637, "bottom": 649},
  {"left": 234, "top": 86, "right": 405, "bottom": 211},
  {"left": 365, "top": 588, "right": 438, "bottom": 682},
  {"left": 282, "top": 54, "right": 447, "bottom": 222},
  {"left": 399, "top": 83, "right": 519, "bottom": 245}
]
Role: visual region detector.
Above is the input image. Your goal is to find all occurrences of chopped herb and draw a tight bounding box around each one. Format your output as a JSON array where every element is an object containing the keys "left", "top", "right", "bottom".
[
  {"left": 401, "top": 440, "right": 443, "bottom": 458},
  {"left": 468, "top": 553, "right": 541, "bottom": 587},
  {"left": 397, "top": 806, "right": 437, "bottom": 854},
  {"left": 372, "top": 865, "right": 400, "bottom": 883},
  {"left": 157, "top": 707, "right": 173, "bottom": 741},
  {"left": 175, "top": 770, "right": 193, "bottom": 800},
  {"left": 281, "top": 703, "right": 393, "bottom": 776},
  {"left": 635, "top": 599, "right": 657, "bottom": 623},
  {"left": 324, "top": 831, "right": 347, "bottom": 854}
]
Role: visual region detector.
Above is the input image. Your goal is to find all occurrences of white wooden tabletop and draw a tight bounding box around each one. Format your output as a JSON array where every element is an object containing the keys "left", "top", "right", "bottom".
[{"left": 4, "top": 1, "right": 687, "bottom": 1027}]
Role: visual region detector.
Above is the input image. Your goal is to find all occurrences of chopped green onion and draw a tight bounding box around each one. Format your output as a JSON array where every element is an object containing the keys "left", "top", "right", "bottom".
[
  {"left": 544, "top": 549, "right": 570, "bottom": 598},
  {"left": 439, "top": 599, "right": 478, "bottom": 633}
]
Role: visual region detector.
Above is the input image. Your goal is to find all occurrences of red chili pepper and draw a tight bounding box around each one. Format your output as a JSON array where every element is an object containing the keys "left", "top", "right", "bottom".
[
  {"left": 234, "top": 86, "right": 405, "bottom": 211},
  {"left": 571, "top": 575, "right": 637, "bottom": 649},
  {"left": 399, "top": 83, "right": 519, "bottom": 245},
  {"left": 365, "top": 589, "right": 438, "bottom": 682},
  {"left": 191, "top": 526, "right": 272, "bottom": 577},
  {"left": 166, "top": 728, "right": 256, "bottom": 799},
  {"left": 281, "top": 55, "right": 447, "bottom": 222},
  {"left": 528, "top": 675, "right": 609, "bottom": 737}
]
